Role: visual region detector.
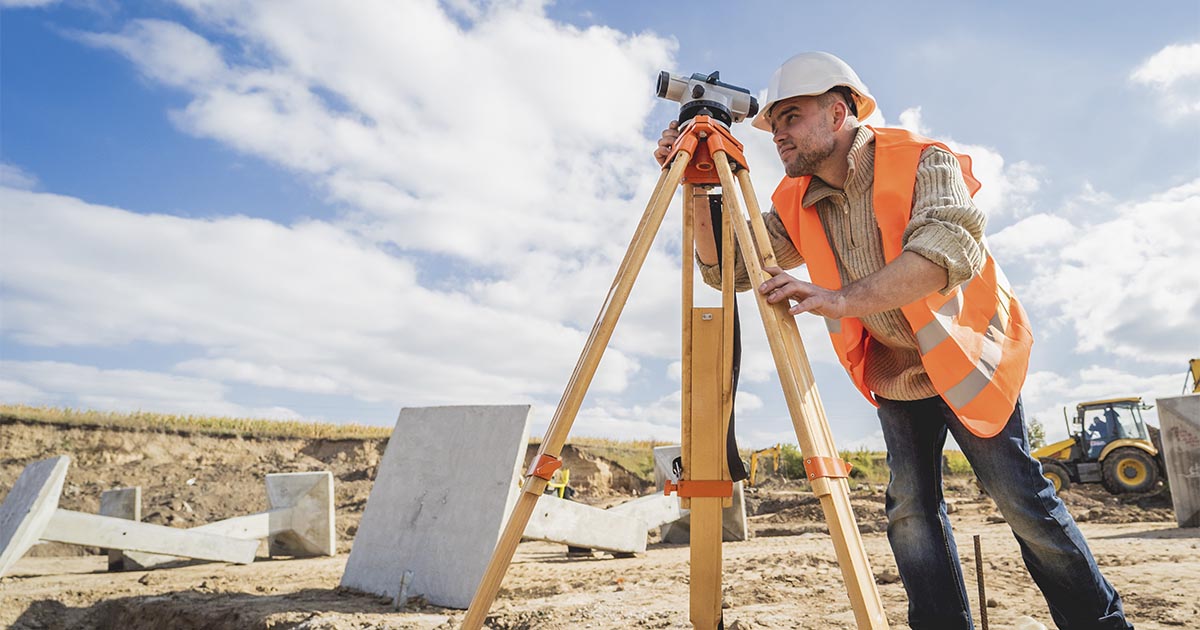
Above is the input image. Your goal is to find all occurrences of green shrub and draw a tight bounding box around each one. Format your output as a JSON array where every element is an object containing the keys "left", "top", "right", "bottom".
[{"left": 942, "top": 450, "right": 974, "bottom": 476}]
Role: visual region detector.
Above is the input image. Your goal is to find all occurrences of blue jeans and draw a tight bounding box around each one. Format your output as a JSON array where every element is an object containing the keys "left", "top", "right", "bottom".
[{"left": 877, "top": 395, "right": 1132, "bottom": 630}]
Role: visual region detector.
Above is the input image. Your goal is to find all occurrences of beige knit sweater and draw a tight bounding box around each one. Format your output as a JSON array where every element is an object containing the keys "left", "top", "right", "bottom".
[{"left": 698, "top": 126, "right": 986, "bottom": 401}]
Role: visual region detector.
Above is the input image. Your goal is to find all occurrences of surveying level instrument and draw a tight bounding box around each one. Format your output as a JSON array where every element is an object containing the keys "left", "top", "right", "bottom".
[{"left": 462, "top": 71, "right": 889, "bottom": 630}]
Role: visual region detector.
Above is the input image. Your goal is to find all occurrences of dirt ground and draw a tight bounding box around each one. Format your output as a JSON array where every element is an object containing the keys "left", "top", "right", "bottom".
[{"left": 2, "top": 419, "right": 1197, "bottom": 629}]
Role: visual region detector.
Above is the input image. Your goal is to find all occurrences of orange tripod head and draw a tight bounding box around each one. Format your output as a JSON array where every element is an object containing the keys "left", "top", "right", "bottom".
[{"left": 660, "top": 116, "right": 750, "bottom": 185}]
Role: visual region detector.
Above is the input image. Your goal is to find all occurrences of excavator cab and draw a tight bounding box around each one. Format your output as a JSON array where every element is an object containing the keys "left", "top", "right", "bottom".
[{"left": 1076, "top": 399, "right": 1148, "bottom": 458}]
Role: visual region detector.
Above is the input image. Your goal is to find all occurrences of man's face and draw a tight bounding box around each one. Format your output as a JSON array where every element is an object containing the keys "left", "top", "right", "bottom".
[{"left": 769, "top": 95, "right": 837, "bottom": 178}]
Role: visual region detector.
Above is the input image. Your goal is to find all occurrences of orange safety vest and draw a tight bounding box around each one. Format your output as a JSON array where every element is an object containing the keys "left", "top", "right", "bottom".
[{"left": 771, "top": 126, "right": 1032, "bottom": 438}]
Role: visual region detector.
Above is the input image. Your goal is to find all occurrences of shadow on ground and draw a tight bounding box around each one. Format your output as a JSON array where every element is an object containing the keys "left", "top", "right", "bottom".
[{"left": 9, "top": 587, "right": 454, "bottom": 630}]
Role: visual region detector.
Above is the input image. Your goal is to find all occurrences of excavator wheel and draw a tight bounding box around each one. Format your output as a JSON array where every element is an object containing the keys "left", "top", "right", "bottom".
[
  {"left": 1102, "top": 447, "right": 1159, "bottom": 494},
  {"left": 1039, "top": 461, "right": 1071, "bottom": 493}
]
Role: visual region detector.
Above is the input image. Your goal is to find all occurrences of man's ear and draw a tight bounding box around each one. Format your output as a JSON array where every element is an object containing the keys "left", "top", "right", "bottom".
[{"left": 831, "top": 100, "right": 848, "bottom": 131}]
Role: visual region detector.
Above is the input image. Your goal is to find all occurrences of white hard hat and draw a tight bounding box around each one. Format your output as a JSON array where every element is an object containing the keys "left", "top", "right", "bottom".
[{"left": 751, "top": 52, "right": 877, "bottom": 132}]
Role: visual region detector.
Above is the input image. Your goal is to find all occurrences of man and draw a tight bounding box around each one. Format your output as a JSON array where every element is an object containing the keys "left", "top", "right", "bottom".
[
  {"left": 1088, "top": 414, "right": 1111, "bottom": 458},
  {"left": 654, "top": 52, "right": 1132, "bottom": 630}
]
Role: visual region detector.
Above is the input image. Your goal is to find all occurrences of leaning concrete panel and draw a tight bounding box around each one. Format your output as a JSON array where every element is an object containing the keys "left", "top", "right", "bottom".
[
  {"left": 653, "top": 445, "right": 748, "bottom": 543},
  {"left": 523, "top": 494, "right": 646, "bottom": 554},
  {"left": 0, "top": 456, "right": 70, "bottom": 577},
  {"left": 1157, "top": 395, "right": 1200, "bottom": 528},
  {"left": 340, "top": 405, "right": 531, "bottom": 609}
]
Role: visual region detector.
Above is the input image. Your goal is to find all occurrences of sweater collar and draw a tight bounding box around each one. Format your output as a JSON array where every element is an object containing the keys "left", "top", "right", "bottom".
[{"left": 801, "top": 125, "right": 875, "bottom": 207}]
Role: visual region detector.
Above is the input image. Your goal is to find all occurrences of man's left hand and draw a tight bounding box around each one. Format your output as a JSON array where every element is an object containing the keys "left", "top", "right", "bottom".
[{"left": 759, "top": 266, "right": 849, "bottom": 319}]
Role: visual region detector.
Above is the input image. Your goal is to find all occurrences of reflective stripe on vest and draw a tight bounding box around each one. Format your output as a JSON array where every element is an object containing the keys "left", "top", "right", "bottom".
[{"left": 771, "top": 126, "right": 1032, "bottom": 438}]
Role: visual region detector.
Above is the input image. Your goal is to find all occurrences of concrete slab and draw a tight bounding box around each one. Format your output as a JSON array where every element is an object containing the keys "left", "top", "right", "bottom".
[
  {"left": 523, "top": 494, "right": 646, "bottom": 554},
  {"left": 0, "top": 456, "right": 70, "bottom": 577},
  {"left": 1156, "top": 395, "right": 1200, "bottom": 527},
  {"left": 653, "top": 445, "right": 748, "bottom": 543},
  {"left": 340, "top": 405, "right": 532, "bottom": 609},
  {"left": 608, "top": 492, "right": 685, "bottom": 531},
  {"left": 42, "top": 510, "right": 258, "bottom": 564},
  {"left": 99, "top": 487, "right": 140, "bottom": 571}
]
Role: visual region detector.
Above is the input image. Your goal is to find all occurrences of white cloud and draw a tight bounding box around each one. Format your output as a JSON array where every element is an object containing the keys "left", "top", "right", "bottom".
[
  {"left": 0, "top": 0, "right": 60, "bottom": 7},
  {"left": 71, "top": 19, "right": 228, "bottom": 89},
  {"left": 0, "top": 360, "right": 301, "bottom": 419},
  {"left": 0, "top": 1, "right": 701, "bottom": 431},
  {"left": 1131, "top": 42, "right": 1200, "bottom": 117},
  {"left": 0, "top": 187, "right": 639, "bottom": 410},
  {"left": 68, "top": 0, "right": 688, "bottom": 362},
  {"left": 0, "top": 162, "right": 38, "bottom": 190},
  {"left": 76, "top": 1, "right": 676, "bottom": 264},
  {"left": 1132, "top": 42, "right": 1200, "bottom": 88},
  {"left": 891, "top": 107, "right": 1042, "bottom": 221},
  {"left": 1019, "top": 178, "right": 1200, "bottom": 365},
  {"left": 988, "top": 213, "right": 1075, "bottom": 258},
  {"left": 897, "top": 107, "right": 928, "bottom": 135}
]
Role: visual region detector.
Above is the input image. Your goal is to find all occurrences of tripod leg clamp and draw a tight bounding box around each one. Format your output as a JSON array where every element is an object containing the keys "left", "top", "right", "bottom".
[
  {"left": 663, "top": 479, "right": 733, "bottom": 498},
  {"left": 526, "top": 454, "right": 563, "bottom": 481},
  {"left": 803, "top": 457, "right": 853, "bottom": 480}
]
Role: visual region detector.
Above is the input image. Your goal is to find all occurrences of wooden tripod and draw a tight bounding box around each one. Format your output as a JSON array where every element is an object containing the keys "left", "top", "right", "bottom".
[{"left": 461, "top": 117, "right": 889, "bottom": 630}]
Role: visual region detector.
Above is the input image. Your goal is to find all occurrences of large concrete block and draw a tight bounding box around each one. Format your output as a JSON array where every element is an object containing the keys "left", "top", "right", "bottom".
[
  {"left": 0, "top": 456, "right": 70, "bottom": 577},
  {"left": 523, "top": 494, "right": 646, "bottom": 554},
  {"left": 267, "top": 471, "right": 335, "bottom": 557},
  {"left": 340, "top": 405, "right": 531, "bottom": 609},
  {"left": 1157, "top": 395, "right": 1200, "bottom": 528},
  {"left": 653, "top": 445, "right": 748, "bottom": 543}
]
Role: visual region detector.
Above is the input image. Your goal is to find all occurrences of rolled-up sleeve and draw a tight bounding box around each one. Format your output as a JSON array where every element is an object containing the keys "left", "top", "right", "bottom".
[
  {"left": 902, "top": 146, "right": 987, "bottom": 293},
  {"left": 697, "top": 207, "right": 805, "bottom": 292}
]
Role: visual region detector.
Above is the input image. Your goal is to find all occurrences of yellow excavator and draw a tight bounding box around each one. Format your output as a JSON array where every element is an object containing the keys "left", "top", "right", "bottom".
[
  {"left": 747, "top": 444, "right": 781, "bottom": 486},
  {"left": 1033, "top": 397, "right": 1165, "bottom": 494}
]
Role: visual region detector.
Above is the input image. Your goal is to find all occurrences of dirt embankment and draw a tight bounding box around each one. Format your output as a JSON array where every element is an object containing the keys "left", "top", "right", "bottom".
[
  {"left": 0, "top": 420, "right": 652, "bottom": 557},
  {"left": 1, "top": 419, "right": 1189, "bottom": 630},
  {"left": 0, "top": 419, "right": 387, "bottom": 554}
]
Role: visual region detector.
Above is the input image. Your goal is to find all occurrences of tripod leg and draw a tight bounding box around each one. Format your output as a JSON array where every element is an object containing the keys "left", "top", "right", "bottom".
[
  {"left": 713, "top": 152, "right": 890, "bottom": 629},
  {"left": 687, "top": 307, "right": 726, "bottom": 630},
  {"left": 461, "top": 151, "right": 693, "bottom": 630},
  {"left": 681, "top": 184, "right": 694, "bottom": 511},
  {"left": 735, "top": 168, "right": 884, "bottom": 626}
]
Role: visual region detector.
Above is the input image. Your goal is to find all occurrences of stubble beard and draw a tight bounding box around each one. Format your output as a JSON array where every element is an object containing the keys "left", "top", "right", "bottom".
[{"left": 783, "top": 136, "right": 836, "bottom": 178}]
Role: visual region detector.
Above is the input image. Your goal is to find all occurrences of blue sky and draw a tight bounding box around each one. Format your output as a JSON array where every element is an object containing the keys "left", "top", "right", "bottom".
[{"left": 2, "top": 0, "right": 1197, "bottom": 449}]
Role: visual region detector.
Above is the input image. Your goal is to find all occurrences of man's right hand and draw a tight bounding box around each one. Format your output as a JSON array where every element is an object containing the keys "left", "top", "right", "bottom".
[{"left": 653, "top": 120, "right": 680, "bottom": 166}]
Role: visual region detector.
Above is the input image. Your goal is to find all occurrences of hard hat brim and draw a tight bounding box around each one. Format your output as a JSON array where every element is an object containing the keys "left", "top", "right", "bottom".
[{"left": 751, "top": 90, "right": 877, "bottom": 132}]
